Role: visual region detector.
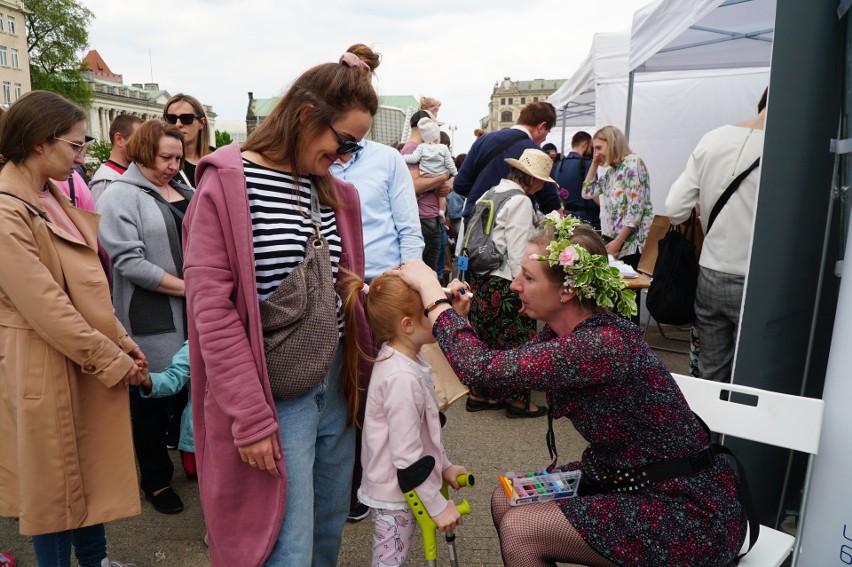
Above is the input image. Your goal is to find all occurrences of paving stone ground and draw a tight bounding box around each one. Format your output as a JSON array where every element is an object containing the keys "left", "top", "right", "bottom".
[{"left": 1, "top": 325, "right": 691, "bottom": 566}]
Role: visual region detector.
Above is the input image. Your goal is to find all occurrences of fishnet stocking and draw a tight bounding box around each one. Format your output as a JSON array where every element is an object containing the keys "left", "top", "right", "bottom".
[{"left": 491, "top": 488, "right": 619, "bottom": 567}]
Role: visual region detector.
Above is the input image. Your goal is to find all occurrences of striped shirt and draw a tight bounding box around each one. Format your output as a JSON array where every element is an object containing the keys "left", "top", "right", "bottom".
[{"left": 244, "top": 159, "right": 344, "bottom": 332}]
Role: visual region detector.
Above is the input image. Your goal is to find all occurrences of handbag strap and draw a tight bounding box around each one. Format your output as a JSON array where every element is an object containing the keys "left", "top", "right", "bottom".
[
  {"left": 308, "top": 182, "right": 325, "bottom": 249},
  {"left": 0, "top": 191, "right": 51, "bottom": 223},
  {"left": 706, "top": 157, "right": 760, "bottom": 234}
]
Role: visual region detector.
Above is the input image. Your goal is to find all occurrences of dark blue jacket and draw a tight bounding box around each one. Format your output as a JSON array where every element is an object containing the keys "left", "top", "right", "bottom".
[
  {"left": 553, "top": 151, "right": 600, "bottom": 228},
  {"left": 454, "top": 128, "right": 561, "bottom": 220}
]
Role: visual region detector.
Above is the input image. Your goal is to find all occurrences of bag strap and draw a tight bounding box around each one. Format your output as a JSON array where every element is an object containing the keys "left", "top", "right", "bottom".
[
  {"left": 706, "top": 157, "right": 760, "bottom": 234},
  {"left": 472, "top": 130, "right": 528, "bottom": 180},
  {"left": 691, "top": 412, "right": 760, "bottom": 559},
  {"left": 68, "top": 173, "right": 76, "bottom": 207},
  {"left": 0, "top": 191, "right": 51, "bottom": 223}
]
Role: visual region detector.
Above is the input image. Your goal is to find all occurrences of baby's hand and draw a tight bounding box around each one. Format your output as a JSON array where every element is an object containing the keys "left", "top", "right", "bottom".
[
  {"left": 433, "top": 501, "right": 462, "bottom": 533},
  {"left": 442, "top": 465, "right": 469, "bottom": 490}
]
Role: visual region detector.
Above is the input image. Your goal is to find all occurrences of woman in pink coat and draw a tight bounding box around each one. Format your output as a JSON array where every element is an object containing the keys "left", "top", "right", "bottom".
[{"left": 183, "top": 44, "right": 377, "bottom": 566}]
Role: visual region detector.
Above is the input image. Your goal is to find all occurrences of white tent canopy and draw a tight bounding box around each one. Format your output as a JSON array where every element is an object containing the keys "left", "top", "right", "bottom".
[
  {"left": 630, "top": 0, "right": 775, "bottom": 73},
  {"left": 546, "top": 0, "right": 773, "bottom": 213}
]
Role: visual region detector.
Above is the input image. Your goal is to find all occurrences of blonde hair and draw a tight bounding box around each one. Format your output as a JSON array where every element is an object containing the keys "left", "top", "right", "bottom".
[
  {"left": 593, "top": 125, "right": 632, "bottom": 166},
  {"left": 419, "top": 96, "right": 440, "bottom": 112}
]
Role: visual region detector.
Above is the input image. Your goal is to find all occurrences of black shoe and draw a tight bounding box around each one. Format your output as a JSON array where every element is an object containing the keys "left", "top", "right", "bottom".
[
  {"left": 146, "top": 487, "right": 184, "bottom": 514},
  {"left": 347, "top": 502, "right": 370, "bottom": 522},
  {"left": 506, "top": 403, "right": 548, "bottom": 419},
  {"left": 465, "top": 397, "right": 507, "bottom": 412}
]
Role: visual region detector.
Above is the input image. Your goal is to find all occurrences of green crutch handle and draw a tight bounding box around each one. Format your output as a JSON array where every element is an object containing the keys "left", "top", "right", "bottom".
[{"left": 401, "top": 488, "right": 472, "bottom": 562}]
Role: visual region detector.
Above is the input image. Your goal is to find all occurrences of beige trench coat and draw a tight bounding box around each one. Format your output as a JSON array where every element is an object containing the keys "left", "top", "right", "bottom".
[{"left": 0, "top": 162, "right": 141, "bottom": 535}]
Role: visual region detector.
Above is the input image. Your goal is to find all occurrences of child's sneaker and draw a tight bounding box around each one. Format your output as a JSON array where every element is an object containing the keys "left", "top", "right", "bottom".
[{"left": 0, "top": 552, "right": 15, "bottom": 567}]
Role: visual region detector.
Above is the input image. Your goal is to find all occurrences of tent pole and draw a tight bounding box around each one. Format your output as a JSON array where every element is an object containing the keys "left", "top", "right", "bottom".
[
  {"left": 625, "top": 70, "right": 635, "bottom": 140},
  {"left": 560, "top": 107, "right": 567, "bottom": 154}
]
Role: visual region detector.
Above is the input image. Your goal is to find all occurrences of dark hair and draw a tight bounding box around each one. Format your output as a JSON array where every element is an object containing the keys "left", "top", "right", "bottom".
[
  {"left": 410, "top": 109, "right": 431, "bottom": 128},
  {"left": 164, "top": 93, "right": 211, "bottom": 159},
  {"left": 0, "top": 90, "right": 87, "bottom": 165},
  {"left": 757, "top": 87, "right": 768, "bottom": 113},
  {"left": 517, "top": 102, "right": 557, "bottom": 129},
  {"left": 571, "top": 130, "right": 592, "bottom": 148},
  {"left": 126, "top": 119, "right": 185, "bottom": 170},
  {"left": 454, "top": 152, "right": 467, "bottom": 170},
  {"left": 439, "top": 131, "right": 451, "bottom": 147},
  {"left": 242, "top": 43, "right": 380, "bottom": 208},
  {"left": 529, "top": 223, "right": 607, "bottom": 313},
  {"left": 109, "top": 114, "right": 144, "bottom": 144},
  {"left": 507, "top": 166, "right": 534, "bottom": 189}
]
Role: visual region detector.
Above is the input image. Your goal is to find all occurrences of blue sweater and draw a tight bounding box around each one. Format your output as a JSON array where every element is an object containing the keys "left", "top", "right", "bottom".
[{"left": 454, "top": 128, "right": 561, "bottom": 220}]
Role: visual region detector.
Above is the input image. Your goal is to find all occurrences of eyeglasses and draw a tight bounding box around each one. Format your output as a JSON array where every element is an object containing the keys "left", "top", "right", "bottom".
[
  {"left": 329, "top": 125, "right": 363, "bottom": 156},
  {"left": 164, "top": 113, "right": 202, "bottom": 125},
  {"left": 55, "top": 137, "right": 89, "bottom": 157}
]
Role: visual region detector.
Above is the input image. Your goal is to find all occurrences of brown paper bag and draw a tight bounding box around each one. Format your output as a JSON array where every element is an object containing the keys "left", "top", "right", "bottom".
[
  {"left": 421, "top": 342, "right": 468, "bottom": 411},
  {"left": 637, "top": 212, "right": 704, "bottom": 277}
]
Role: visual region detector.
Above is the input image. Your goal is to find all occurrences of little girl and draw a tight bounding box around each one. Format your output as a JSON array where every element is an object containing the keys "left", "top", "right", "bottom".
[
  {"left": 344, "top": 273, "right": 468, "bottom": 566},
  {"left": 138, "top": 341, "right": 196, "bottom": 479}
]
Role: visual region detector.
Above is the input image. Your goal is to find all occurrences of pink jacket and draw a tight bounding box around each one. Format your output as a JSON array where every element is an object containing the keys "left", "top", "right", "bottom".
[
  {"left": 183, "top": 143, "right": 371, "bottom": 567},
  {"left": 359, "top": 344, "right": 452, "bottom": 517}
]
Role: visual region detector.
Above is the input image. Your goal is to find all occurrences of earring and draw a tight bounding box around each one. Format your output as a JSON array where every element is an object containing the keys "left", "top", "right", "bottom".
[{"left": 560, "top": 298, "right": 566, "bottom": 304}]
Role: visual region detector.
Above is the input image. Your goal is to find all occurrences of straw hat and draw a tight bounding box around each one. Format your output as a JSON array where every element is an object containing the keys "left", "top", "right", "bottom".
[{"left": 504, "top": 148, "right": 556, "bottom": 183}]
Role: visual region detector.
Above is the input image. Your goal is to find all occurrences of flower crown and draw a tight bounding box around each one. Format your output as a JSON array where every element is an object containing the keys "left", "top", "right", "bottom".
[{"left": 530, "top": 212, "right": 637, "bottom": 318}]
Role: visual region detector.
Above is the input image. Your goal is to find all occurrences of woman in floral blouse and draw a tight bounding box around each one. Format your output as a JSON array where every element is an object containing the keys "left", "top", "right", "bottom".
[
  {"left": 397, "top": 215, "right": 747, "bottom": 567},
  {"left": 582, "top": 125, "right": 652, "bottom": 268}
]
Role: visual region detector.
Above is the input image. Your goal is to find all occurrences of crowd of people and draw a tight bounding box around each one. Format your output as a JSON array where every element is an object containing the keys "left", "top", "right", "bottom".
[{"left": 0, "top": 41, "right": 761, "bottom": 567}]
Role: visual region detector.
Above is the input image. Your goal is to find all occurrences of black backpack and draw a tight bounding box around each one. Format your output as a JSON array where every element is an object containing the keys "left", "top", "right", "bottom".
[
  {"left": 461, "top": 187, "right": 525, "bottom": 273},
  {"left": 645, "top": 213, "right": 700, "bottom": 325}
]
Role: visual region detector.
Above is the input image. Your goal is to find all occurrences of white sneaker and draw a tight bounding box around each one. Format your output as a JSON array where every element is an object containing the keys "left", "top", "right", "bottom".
[{"left": 101, "top": 559, "right": 136, "bottom": 567}]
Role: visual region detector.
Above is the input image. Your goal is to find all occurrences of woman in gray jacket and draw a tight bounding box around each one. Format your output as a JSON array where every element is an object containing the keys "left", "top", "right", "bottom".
[{"left": 97, "top": 119, "right": 193, "bottom": 516}]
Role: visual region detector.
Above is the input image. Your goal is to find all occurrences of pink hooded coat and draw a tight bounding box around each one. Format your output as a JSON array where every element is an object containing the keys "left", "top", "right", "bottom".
[{"left": 183, "top": 143, "right": 371, "bottom": 566}]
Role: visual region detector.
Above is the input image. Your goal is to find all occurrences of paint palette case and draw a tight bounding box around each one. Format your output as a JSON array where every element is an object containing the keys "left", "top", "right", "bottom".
[{"left": 499, "top": 469, "right": 582, "bottom": 506}]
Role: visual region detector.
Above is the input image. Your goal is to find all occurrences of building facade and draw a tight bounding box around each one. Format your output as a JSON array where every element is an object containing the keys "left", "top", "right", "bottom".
[
  {"left": 0, "top": 0, "right": 30, "bottom": 106},
  {"left": 82, "top": 50, "right": 215, "bottom": 143},
  {"left": 483, "top": 77, "right": 566, "bottom": 131},
  {"left": 246, "top": 92, "right": 418, "bottom": 146}
]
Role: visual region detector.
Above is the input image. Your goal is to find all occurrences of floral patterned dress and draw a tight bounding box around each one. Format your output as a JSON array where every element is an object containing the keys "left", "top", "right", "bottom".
[
  {"left": 434, "top": 309, "right": 747, "bottom": 567},
  {"left": 582, "top": 154, "right": 653, "bottom": 259}
]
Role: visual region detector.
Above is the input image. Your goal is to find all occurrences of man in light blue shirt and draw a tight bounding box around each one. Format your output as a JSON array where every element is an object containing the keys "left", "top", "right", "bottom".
[{"left": 331, "top": 139, "right": 424, "bottom": 281}]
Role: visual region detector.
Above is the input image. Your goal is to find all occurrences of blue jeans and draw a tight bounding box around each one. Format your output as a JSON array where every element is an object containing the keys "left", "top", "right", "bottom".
[
  {"left": 32, "top": 524, "right": 106, "bottom": 567},
  {"left": 265, "top": 344, "right": 355, "bottom": 567}
]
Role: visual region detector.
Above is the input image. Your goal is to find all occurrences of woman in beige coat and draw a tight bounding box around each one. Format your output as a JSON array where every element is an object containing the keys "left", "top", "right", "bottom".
[{"left": 0, "top": 91, "right": 145, "bottom": 567}]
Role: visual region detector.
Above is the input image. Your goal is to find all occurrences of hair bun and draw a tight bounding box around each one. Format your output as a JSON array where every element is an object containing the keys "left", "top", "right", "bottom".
[{"left": 345, "top": 43, "right": 381, "bottom": 72}]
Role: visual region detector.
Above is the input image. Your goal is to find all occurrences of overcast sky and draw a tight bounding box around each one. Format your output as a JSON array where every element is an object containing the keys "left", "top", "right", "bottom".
[{"left": 78, "top": 0, "right": 650, "bottom": 153}]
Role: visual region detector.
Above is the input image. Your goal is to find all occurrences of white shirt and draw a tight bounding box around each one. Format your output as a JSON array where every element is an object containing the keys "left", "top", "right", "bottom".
[{"left": 666, "top": 125, "right": 764, "bottom": 276}]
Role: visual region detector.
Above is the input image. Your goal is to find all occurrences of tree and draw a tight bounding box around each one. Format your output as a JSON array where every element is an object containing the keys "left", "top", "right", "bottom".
[
  {"left": 87, "top": 139, "right": 111, "bottom": 166},
  {"left": 25, "top": 0, "right": 94, "bottom": 108},
  {"left": 215, "top": 130, "right": 233, "bottom": 148}
]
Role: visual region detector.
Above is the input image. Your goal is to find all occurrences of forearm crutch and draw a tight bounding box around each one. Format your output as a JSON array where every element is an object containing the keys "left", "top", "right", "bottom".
[{"left": 398, "top": 456, "right": 475, "bottom": 567}]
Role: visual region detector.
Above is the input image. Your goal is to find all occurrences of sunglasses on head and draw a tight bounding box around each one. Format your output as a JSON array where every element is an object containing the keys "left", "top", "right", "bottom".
[
  {"left": 329, "top": 125, "right": 363, "bottom": 156},
  {"left": 164, "top": 113, "right": 202, "bottom": 125}
]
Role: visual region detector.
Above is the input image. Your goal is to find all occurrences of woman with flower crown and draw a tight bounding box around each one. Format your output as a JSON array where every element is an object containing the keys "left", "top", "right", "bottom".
[{"left": 397, "top": 213, "right": 747, "bottom": 567}]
